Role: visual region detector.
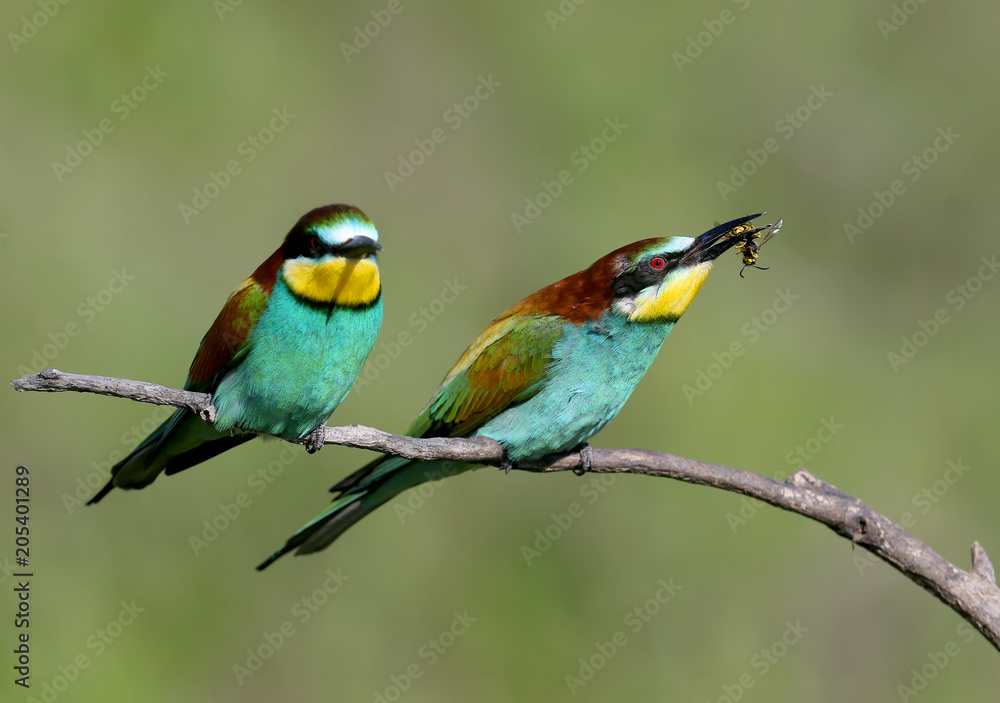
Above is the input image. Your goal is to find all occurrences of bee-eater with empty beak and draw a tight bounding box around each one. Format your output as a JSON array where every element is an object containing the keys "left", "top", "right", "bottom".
[
  {"left": 258, "top": 213, "right": 767, "bottom": 569},
  {"left": 89, "top": 204, "right": 383, "bottom": 504}
]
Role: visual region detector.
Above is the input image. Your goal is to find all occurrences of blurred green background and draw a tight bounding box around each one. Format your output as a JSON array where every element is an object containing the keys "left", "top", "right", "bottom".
[{"left": 3, "top": 0, "right": 999, "bottom": 700}]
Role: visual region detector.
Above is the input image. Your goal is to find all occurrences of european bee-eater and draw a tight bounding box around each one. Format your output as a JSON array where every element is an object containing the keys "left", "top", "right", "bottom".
[
  {"left": 89, "top": 204, "right": 383, "bottom": 504},
  {"left": 258, "top": 213, "right": 767, "bottom": 569}
]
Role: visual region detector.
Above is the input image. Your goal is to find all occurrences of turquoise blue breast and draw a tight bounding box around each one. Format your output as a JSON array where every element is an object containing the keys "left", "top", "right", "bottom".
[
  {"left": 213, "top": 278, "right": 382, "bottom": 440},
  {"left": 475, "top": 312, "right": 673, "bottom": 461}
]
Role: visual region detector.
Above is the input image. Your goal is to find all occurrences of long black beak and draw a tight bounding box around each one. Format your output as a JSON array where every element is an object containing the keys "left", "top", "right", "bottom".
[
  {"left": 683, "top": 212, "right": 766, "bottom": 265},
  {"left": 335, "top": 235, "right": 382, "bottom": 258}
]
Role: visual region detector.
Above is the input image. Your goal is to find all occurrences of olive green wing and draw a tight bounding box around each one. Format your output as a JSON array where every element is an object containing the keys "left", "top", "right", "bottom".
[{"left": 408, "top": 313, "right": 566, "bottom": 438}]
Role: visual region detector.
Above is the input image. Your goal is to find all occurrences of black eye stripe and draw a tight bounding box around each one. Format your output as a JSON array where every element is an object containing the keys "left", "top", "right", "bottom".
[
  {"left": 611, "top": 252, "right": 678, "bottom": 298},
  {"left": 285, "top": 230, "right": 334, "bottom": 260}
]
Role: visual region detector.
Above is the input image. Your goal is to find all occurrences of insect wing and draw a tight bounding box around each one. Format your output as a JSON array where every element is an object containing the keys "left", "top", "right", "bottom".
[{"left": 757, "top": 218, "right": 783, "bottom": 248}]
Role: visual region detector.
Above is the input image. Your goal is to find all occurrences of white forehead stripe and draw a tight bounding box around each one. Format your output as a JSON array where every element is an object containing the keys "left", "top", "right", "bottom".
[
  {"left": 315, "top": 218, "right": 379, "bottom": 247},
  {"left": 659, "top": 236, "right": 693, "bottom": 254}
]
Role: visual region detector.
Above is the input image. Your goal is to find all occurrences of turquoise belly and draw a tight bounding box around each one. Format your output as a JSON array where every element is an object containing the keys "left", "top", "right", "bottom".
[
  {"left": 475, "top": 313, "right": 673, "bottom": 461},
  {"left": 213, "top": 279, "right": 382, "bottom": 440}
]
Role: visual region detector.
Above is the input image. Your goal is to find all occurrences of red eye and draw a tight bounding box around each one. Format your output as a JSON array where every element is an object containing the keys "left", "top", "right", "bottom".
[
  {"left": 310, "top": 236, "right": 320, "bottom": 250},
  {"left": 650, "top": 257, "right": 666, "bottom": 270}
]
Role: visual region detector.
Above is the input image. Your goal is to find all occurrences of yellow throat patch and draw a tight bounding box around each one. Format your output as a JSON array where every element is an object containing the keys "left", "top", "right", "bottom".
[
  {"left": 629, "top": 262, "right": 712, "bottom": 322},
  {"left": 282, "top": 257, "right": 381, "bottom": 307}
]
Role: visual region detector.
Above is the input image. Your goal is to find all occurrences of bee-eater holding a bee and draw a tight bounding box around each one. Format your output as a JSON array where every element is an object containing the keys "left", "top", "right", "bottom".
[
  {"left": 89, "top": 204, "right": 383, "bottom": 505},
  {"left": 258, "top": 212, "right": 775, "bottom": 569}
]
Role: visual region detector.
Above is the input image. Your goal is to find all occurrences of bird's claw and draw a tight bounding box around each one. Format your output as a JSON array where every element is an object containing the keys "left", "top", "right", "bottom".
[
  {"left": 305, "top": 426, "right": 326, "bottom": 454},
  {"left": 500, "top": 456, "right": 517, "bottom": 474},
  {"left": 573, "top": 443, "right": 594, "bottom": 476}
]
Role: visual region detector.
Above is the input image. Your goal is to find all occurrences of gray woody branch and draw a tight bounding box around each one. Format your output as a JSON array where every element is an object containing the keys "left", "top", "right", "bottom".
[{"left": 12, "top": 368, "right": 1000, "bottom": 652}]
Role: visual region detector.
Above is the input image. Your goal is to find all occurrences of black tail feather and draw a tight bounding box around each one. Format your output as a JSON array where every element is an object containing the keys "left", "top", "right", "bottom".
[
  {"left": 257, "top": 499, "right": 365, "bottom": 570},
  {"left": 88, "top": 434, "right": 254, "bottom": 505},
  {"left": 329, "top": 454, "right": 386, "bottom": 494},
  {"left": 86, "top": 478, "right": 118, "bottom": 505},
  {"left": 163, "top": 435, "right": 255, "bottom": 476}
]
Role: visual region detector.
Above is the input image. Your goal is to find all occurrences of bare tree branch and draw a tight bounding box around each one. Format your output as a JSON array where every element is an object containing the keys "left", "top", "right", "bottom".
[{"left": 11, "top": 368, "right": 1000, "bottom": 651}]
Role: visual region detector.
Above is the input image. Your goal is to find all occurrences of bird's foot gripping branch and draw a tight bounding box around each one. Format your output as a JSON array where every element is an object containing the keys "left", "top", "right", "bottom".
[{"left": 10, "top": 367, "right": 1000, "bottom": 653}]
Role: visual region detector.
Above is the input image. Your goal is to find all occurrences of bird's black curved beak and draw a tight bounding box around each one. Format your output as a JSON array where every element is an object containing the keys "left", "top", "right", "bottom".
[
  {"left": 336, "top": 235, "right": 382, "bottom": 258},
  {"left": 683, "top": 212, "right": 767, "bottom": 265}
]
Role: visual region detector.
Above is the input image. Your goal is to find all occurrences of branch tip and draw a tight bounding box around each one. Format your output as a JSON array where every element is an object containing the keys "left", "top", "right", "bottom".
[{"left": 971, "top": 542, "right": 997, "bottom": 584}]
